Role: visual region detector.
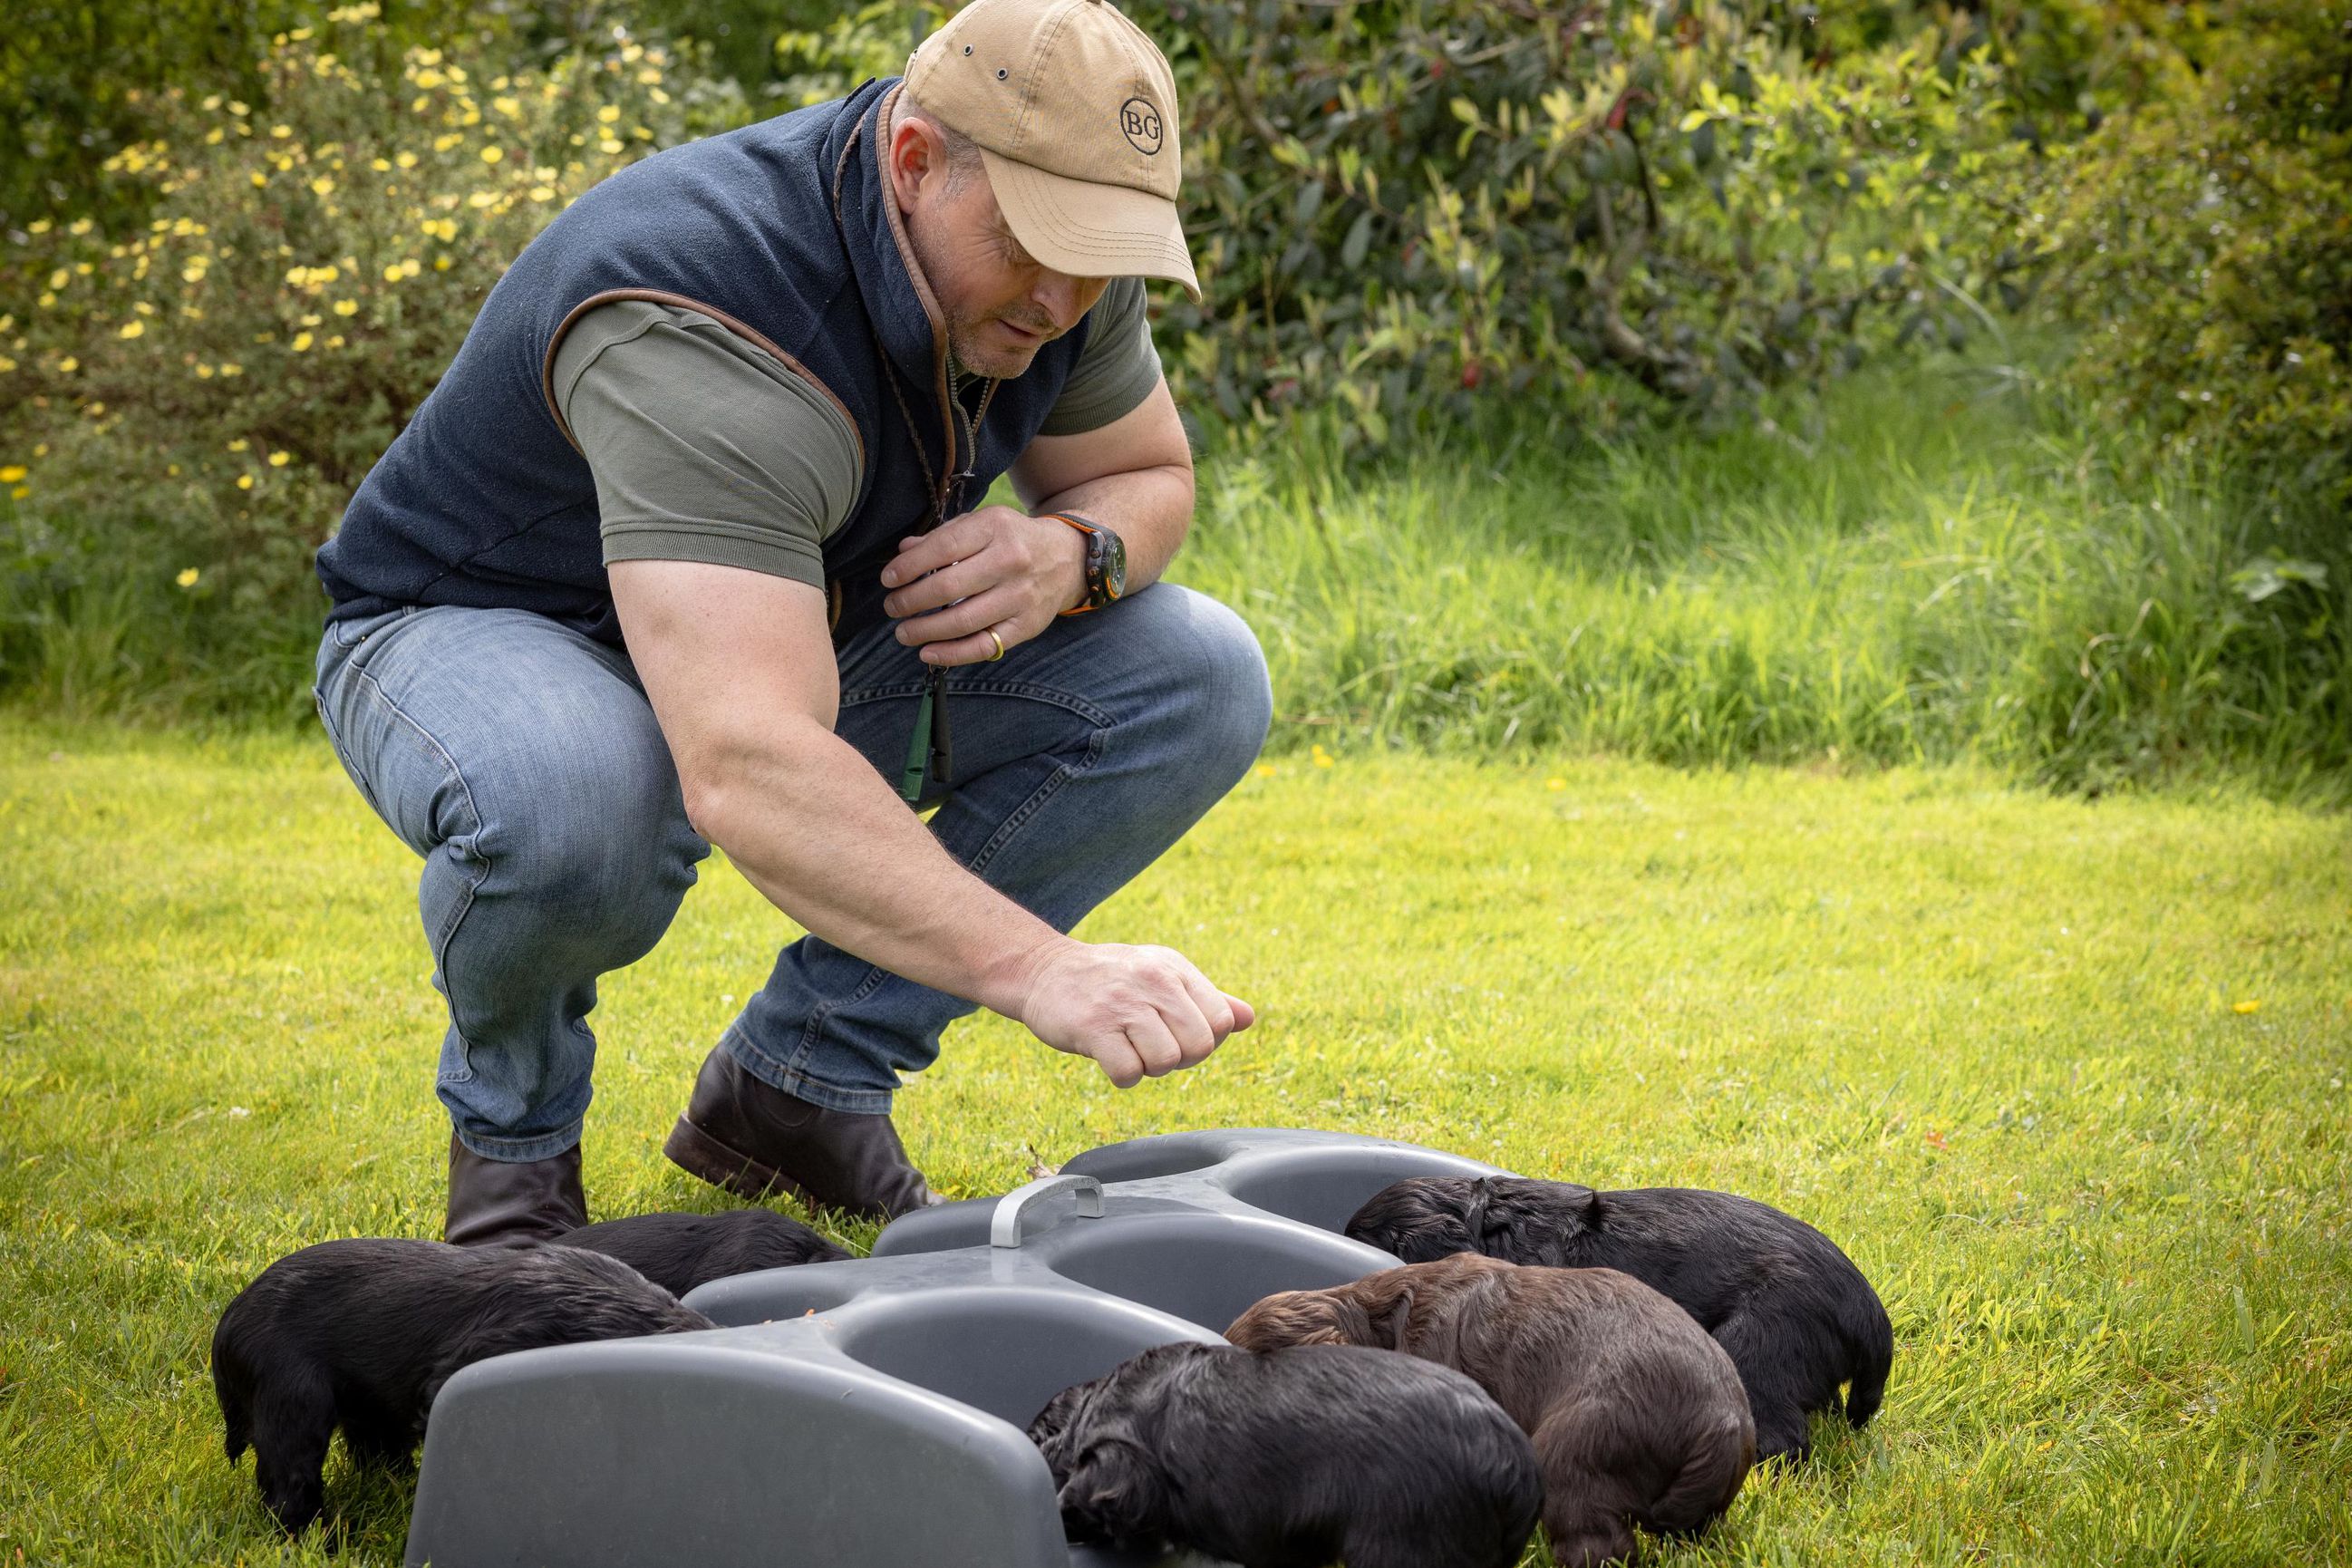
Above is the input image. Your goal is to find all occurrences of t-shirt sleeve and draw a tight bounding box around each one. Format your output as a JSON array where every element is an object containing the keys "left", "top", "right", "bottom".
[
  {"left": 1036, "top": 276, "right": 1165, "bottom": 438},
  {"left": 548, "top": 298, "right": 863, "bottom": 588}
]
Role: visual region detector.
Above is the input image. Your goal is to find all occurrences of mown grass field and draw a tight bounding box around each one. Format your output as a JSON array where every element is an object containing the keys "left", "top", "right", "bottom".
[{"left": 1, "top": 721, "right": 2347, "bottom": 1564}]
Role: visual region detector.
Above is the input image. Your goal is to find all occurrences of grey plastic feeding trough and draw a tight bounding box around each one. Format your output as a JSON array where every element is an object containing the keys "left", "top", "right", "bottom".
[{"left": 402, "top": 1128, "right": 1507, "bottom": 1568}]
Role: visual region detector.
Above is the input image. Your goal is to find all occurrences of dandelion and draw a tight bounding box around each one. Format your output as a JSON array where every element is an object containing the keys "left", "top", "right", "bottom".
[
  {"left": 268, "top": 450, "right": 290, "bottom": 467},
  {"left": 177, "top": 567, "right": 200, "bottom": 587},
  {"left": 2232, "top": 1000, "right": 2263, "bottom": 1015},
  {"left": 479, "top": 145, "right": 503, "bottom": 163},
  {"left": 292, "top": 332, "right": 315, "bottom": 351},
  {"left": 1311, "top": 744, "right": 1335, "bottom": 769},
  {"left": 47, "top": 268, "right": 68, "bottom": 290},
  {"left": 0, "top": 466, "right": 24, "bottom": 483},
  {"left": 1253, "top": 763, "right": 1277, "bottom": 779},
  {"left": 311, "top": 176, "right": 336, "bottom": 197},
  {"left": 236, "top": 474, "right": 255, "bottom": 489},
  {"left": 1545, "top": 778, "right": 1567, "bottom": 790},
  {"left": 371, "top": 157, "right": 392, "bottom": 172},
  {"left": 119, "top": 320, "right": 146, "bottom": 339},
  {"left": 252, "top": 172, "right": 268, "bottom": 188},
  {"left": 228, "top": 439, "right": 250, "bottom": 451},
  {"left": 599, "top": 138, "right": 624, "bottom": 155},
  {"left": 395, "top": 150, "right": 418, "bottom": 169},
  {"left": 528, "top": 186, "right": 555, "bottom": 202},
  {"left": 27, "top": 218, "right": 52, "bottom": 233},
  {"left": 68, "top": 217, "right": 92, "bottom": 235},
  {"left": 218, "top": 362, "right": 243, "bottom": 377},
  {"left": 57, "top": 355, "right": 79, "bottom": 373},
  {"left": 333, "top": 299, "right": 358, "bottom": 316},
  {"left": 596, "top": 105, "right": 621, "bottom": 124}
]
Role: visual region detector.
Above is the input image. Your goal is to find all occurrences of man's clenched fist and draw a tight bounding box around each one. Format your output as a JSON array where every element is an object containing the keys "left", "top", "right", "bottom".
[{"left": 1012, "top": 940, "right": 1253, "bottom": 1088}]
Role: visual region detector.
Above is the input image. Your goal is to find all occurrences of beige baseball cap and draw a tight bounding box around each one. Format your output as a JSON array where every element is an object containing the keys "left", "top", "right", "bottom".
[{"left": 903, "top": 0, "right": 1197, "bottom": 299}]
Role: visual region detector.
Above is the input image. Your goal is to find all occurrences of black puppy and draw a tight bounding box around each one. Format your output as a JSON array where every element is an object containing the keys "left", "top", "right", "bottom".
[
  {"left": 1027, "top": 1340, "right": 1541, "bottom": 1568},
  {"left": 1347, "top": 1176, "right": 1892, "bottom": 1459},
  {"left": 212, "top": 1238, "right": 713, "bottom": 1532},
  {"left": 557, "top": 1207, "right": 849, "bottom": 1296}
]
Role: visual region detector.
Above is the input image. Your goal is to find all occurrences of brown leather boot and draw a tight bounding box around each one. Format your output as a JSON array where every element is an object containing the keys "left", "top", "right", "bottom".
[
  {"left": 443, "top": 1132, "right": 588, "bottom": 1247},
  {"left": 663, "top": 1049, "right": 944, "bottom": 1220}
]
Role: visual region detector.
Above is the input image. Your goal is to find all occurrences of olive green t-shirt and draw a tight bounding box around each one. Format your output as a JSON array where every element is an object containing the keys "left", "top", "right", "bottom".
[{"left": 547, "top": 276, "right": 1163, "bottom": 589}]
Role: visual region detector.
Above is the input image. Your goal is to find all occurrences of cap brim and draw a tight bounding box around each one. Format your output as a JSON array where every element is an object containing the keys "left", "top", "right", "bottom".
[{"left": 982, "top": 148, "right": 1200, "bottom": 302}]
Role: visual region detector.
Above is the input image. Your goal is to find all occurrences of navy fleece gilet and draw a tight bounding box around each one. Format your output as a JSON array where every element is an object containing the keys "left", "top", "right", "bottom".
[{"left": 315, "top": 77, "right": 1091, "bottom": 648}]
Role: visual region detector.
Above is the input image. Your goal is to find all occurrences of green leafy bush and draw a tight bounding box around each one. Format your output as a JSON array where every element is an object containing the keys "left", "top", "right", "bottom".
[
  {"left": 1128, "top": 0, "right": 2025, "bottom": 444},
  {"left": 0, "top": 7, "right": 741, "bottom": 714},
  {"left": 2003, "top": 0, "right": 2352, "bottom": 505}
]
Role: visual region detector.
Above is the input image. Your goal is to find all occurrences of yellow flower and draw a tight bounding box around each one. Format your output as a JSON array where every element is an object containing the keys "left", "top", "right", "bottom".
[
  {"left": 479, "top": 145, "right": 503, "bottom": 163},
  {"left": 528, "top": 185, "right": 555, "bottom": 202},
  {"left": 119, "top": 320, "right": 146, "bottom": 339},
  {"left": 56, "top": 355, "right": 79, "bottom": 373},
  {"left": 252, "top": 172, "right": 268, "bottom": 188},
  {"left": 0, "top": 466, "right": 24, "bottom": 483},
  {"left": 311, "top": 176, "right": 336, "bottom": 197},
  {"left": 194, "top": 363, "right": 215, "bottom": 378},
  {"left": 2232, "top": 999, "right": 2263, "bottom": 1015},
  {"left": 270, "top": 123, "right": 292, "bottom": 139},
  {"left": 395, "top": 150, "right": 418, "bottom": 169},
  {"left": 27, "top": 218, "right": 52, "bottom": 234},
  {"left": 47, "top": 268, "right": 68, "bottom": 290},
  {"left": 68, "top": 217, "right": 93, "bottom": 235},
  {"left": 433, "top": 256, "right": 451, "bottom": 270},
  {"left": 166, "top": 462, "right": 179, "bottom": 475},
  {"left": 227, "top": 439, "right": 250, "bottom": 451},
  {"left": 596, "top": 105, "right": 621, "bottom": 124},
  {"left": 236, "top": 474, "right": 255, "bottom": 489},
  {"left": 268, "top": 450, "right": 290, "bottom": 467},
  {"left": 177, "top": 567, "right": 200, "bottom": 587},
  {"left": 1545, "top": 778, "right": 1567, "bottom": 790},
  {"left": 218, "top": 363, "right": 243, "bottom": 377},
  {"left": 333, "top": 298, "right": 358, "bottom": 316},
  {"left": 383, "top": 263, "right": 404, "bottom": 282},
  {"left": 371, "top": 157, "right": 392, "bottom": 172},
  {"left": 292, "top": 332, "right": 315, "bottom": 351},
  {"left": 1253, "top": 763, "right": 1277, "bottom": 779},
  {"left": 599, "top": 138, "right": 624, "bottom": 155}
]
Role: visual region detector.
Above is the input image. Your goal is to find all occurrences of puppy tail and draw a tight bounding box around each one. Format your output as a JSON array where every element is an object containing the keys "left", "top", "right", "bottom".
[
  {"left": 1844, "top": 1303, "right": 1894, "bottom": 1429},
  {"left": 209, "top": 1329, "right": 249, "bottom": 1464},
  {"left": 1644, "top": 1411, "right": 1754, "bottom": 1538}
]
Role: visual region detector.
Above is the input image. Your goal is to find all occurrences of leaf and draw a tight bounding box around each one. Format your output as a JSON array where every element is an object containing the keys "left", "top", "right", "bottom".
[
  {"left": 1341, "top": 208, "right": 1374, "bottom": 271},
  {"left": 1679, "top": 110, "right": 1709, "bottom": 133},
  {"left": 2229, "top": 557, "right": 2328, "bottom": 604}
]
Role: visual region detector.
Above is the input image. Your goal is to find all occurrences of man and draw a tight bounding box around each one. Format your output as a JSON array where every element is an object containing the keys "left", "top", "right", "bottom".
[{"left": 310, "top": 0, "right": 1270, "bottom": 1246}]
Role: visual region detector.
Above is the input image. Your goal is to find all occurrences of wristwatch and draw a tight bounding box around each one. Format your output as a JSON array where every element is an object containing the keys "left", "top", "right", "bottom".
[{"left": 1045, "top": 512, "right": 1127, "bottom": 615}]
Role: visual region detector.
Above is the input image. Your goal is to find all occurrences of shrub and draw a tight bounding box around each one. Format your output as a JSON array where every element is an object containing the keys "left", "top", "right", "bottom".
[
  {"left": 2001, "top": 0, "right": 2352, "bottom": 507},
  {"left": 0, "top": 6, "right": 743, "bottom": 715}
]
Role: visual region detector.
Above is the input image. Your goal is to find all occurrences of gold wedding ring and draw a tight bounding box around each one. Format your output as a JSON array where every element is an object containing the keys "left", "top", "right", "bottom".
[{"left": 986, "top": 628, "right": 1006, "bottom": 662}]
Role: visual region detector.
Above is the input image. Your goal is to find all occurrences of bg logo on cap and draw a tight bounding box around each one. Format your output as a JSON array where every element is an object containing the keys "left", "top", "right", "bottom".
[{"left": 1119, "top": 96, "right": 1163, "bottom": 155}]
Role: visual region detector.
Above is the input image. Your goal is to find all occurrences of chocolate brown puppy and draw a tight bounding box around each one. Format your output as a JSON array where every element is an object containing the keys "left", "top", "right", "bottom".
[
  {"left": 1026, "top": 1339, "right": 1541, "bottom": 1568},
  {"left": 211, "top": 1238, "right": 714, "bottom": 1533},
  {"left": 1229, "top": 1254, "right": 1753, "bottom": 1567},
  {"left": 557, "top": 1207, "right": 849, "bottom": 1296},
  {"left": 1347, "top": 1175, "right": 1892, "bottom": 1459}
]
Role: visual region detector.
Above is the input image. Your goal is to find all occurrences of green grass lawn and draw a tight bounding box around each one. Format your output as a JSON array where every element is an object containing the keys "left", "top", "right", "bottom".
[{"left": 1, "top": 721, "right": 2347, "bottom": 1564}]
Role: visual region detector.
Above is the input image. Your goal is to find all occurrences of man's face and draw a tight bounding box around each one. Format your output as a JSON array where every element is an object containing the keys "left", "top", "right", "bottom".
[{"left": 897, "top": 130, "right": 1110, "bottom": 381}]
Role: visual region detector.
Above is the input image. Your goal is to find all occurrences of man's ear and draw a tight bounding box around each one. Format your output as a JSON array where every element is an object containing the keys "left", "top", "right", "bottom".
[
  {"left": 886, "top": 111, "right": 950, "bottom": 215},
  {"left": 1057, "top": 1439, "right": 1161, "bottom": 1543}
]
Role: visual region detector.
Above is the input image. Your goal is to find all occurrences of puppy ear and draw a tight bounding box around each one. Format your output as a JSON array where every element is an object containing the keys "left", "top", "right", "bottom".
[
  {"left": 1463, "top": 1178, "right": 1495, "bottom": 1240},
  {"left": 1058, "top": 1438, "right": 1161, "bottom": 1542},
  {"left": 1370, "top": 1286, "right": 1415, "bottom": 1350}
]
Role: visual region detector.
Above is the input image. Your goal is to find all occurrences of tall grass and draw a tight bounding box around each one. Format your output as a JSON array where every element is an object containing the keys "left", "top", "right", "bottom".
[
  {"left": 1176, "top": 354, "right": 2348, "bottom": 802},
  {"left": 3, "top": 353, "right": 2344, "bottom": 799}
]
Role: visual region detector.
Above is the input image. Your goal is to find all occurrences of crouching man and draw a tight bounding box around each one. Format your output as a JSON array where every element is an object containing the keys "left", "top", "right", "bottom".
[{"left": 311, "top": 0, "right": 1267, "bottom": 1244}]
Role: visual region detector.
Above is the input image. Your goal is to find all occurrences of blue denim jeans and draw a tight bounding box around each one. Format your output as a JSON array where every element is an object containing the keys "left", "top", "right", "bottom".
[{"left": 312, "top": 584, "right": 1272, "bottom": 1161}]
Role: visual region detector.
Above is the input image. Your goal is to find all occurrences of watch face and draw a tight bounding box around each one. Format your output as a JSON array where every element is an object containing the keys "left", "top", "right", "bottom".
[{"left": 1101, "top": 528, "right": 1127, "bottom": 599}]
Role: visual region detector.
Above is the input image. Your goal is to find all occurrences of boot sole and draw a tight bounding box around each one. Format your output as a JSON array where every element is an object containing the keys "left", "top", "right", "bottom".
[{"left": 663, "top": 1115, "right": 823, "bottom": 1210}]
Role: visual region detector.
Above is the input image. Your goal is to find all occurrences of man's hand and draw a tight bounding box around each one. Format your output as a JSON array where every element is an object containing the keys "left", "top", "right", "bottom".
[
  {"left": 880, "top": 505, "right": 1088, "bottom": 666},
  {"left": 1011, "top": 939, "right": 1255, "bottom": 1088}
]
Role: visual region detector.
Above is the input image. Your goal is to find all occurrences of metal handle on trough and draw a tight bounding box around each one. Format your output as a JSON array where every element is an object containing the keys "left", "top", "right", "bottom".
[{"left": 991, "top": 1174, "right": 1105, "bottom": 1248}]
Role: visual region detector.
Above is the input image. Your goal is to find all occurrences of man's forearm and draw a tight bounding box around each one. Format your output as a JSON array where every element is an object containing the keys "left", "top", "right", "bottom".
[
  {"left": 1029, "top": 459, "right": 1193, "bottom": 597},
  {"left": 687, "top": 713, "right": 1069, "bottom": 1020}
]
